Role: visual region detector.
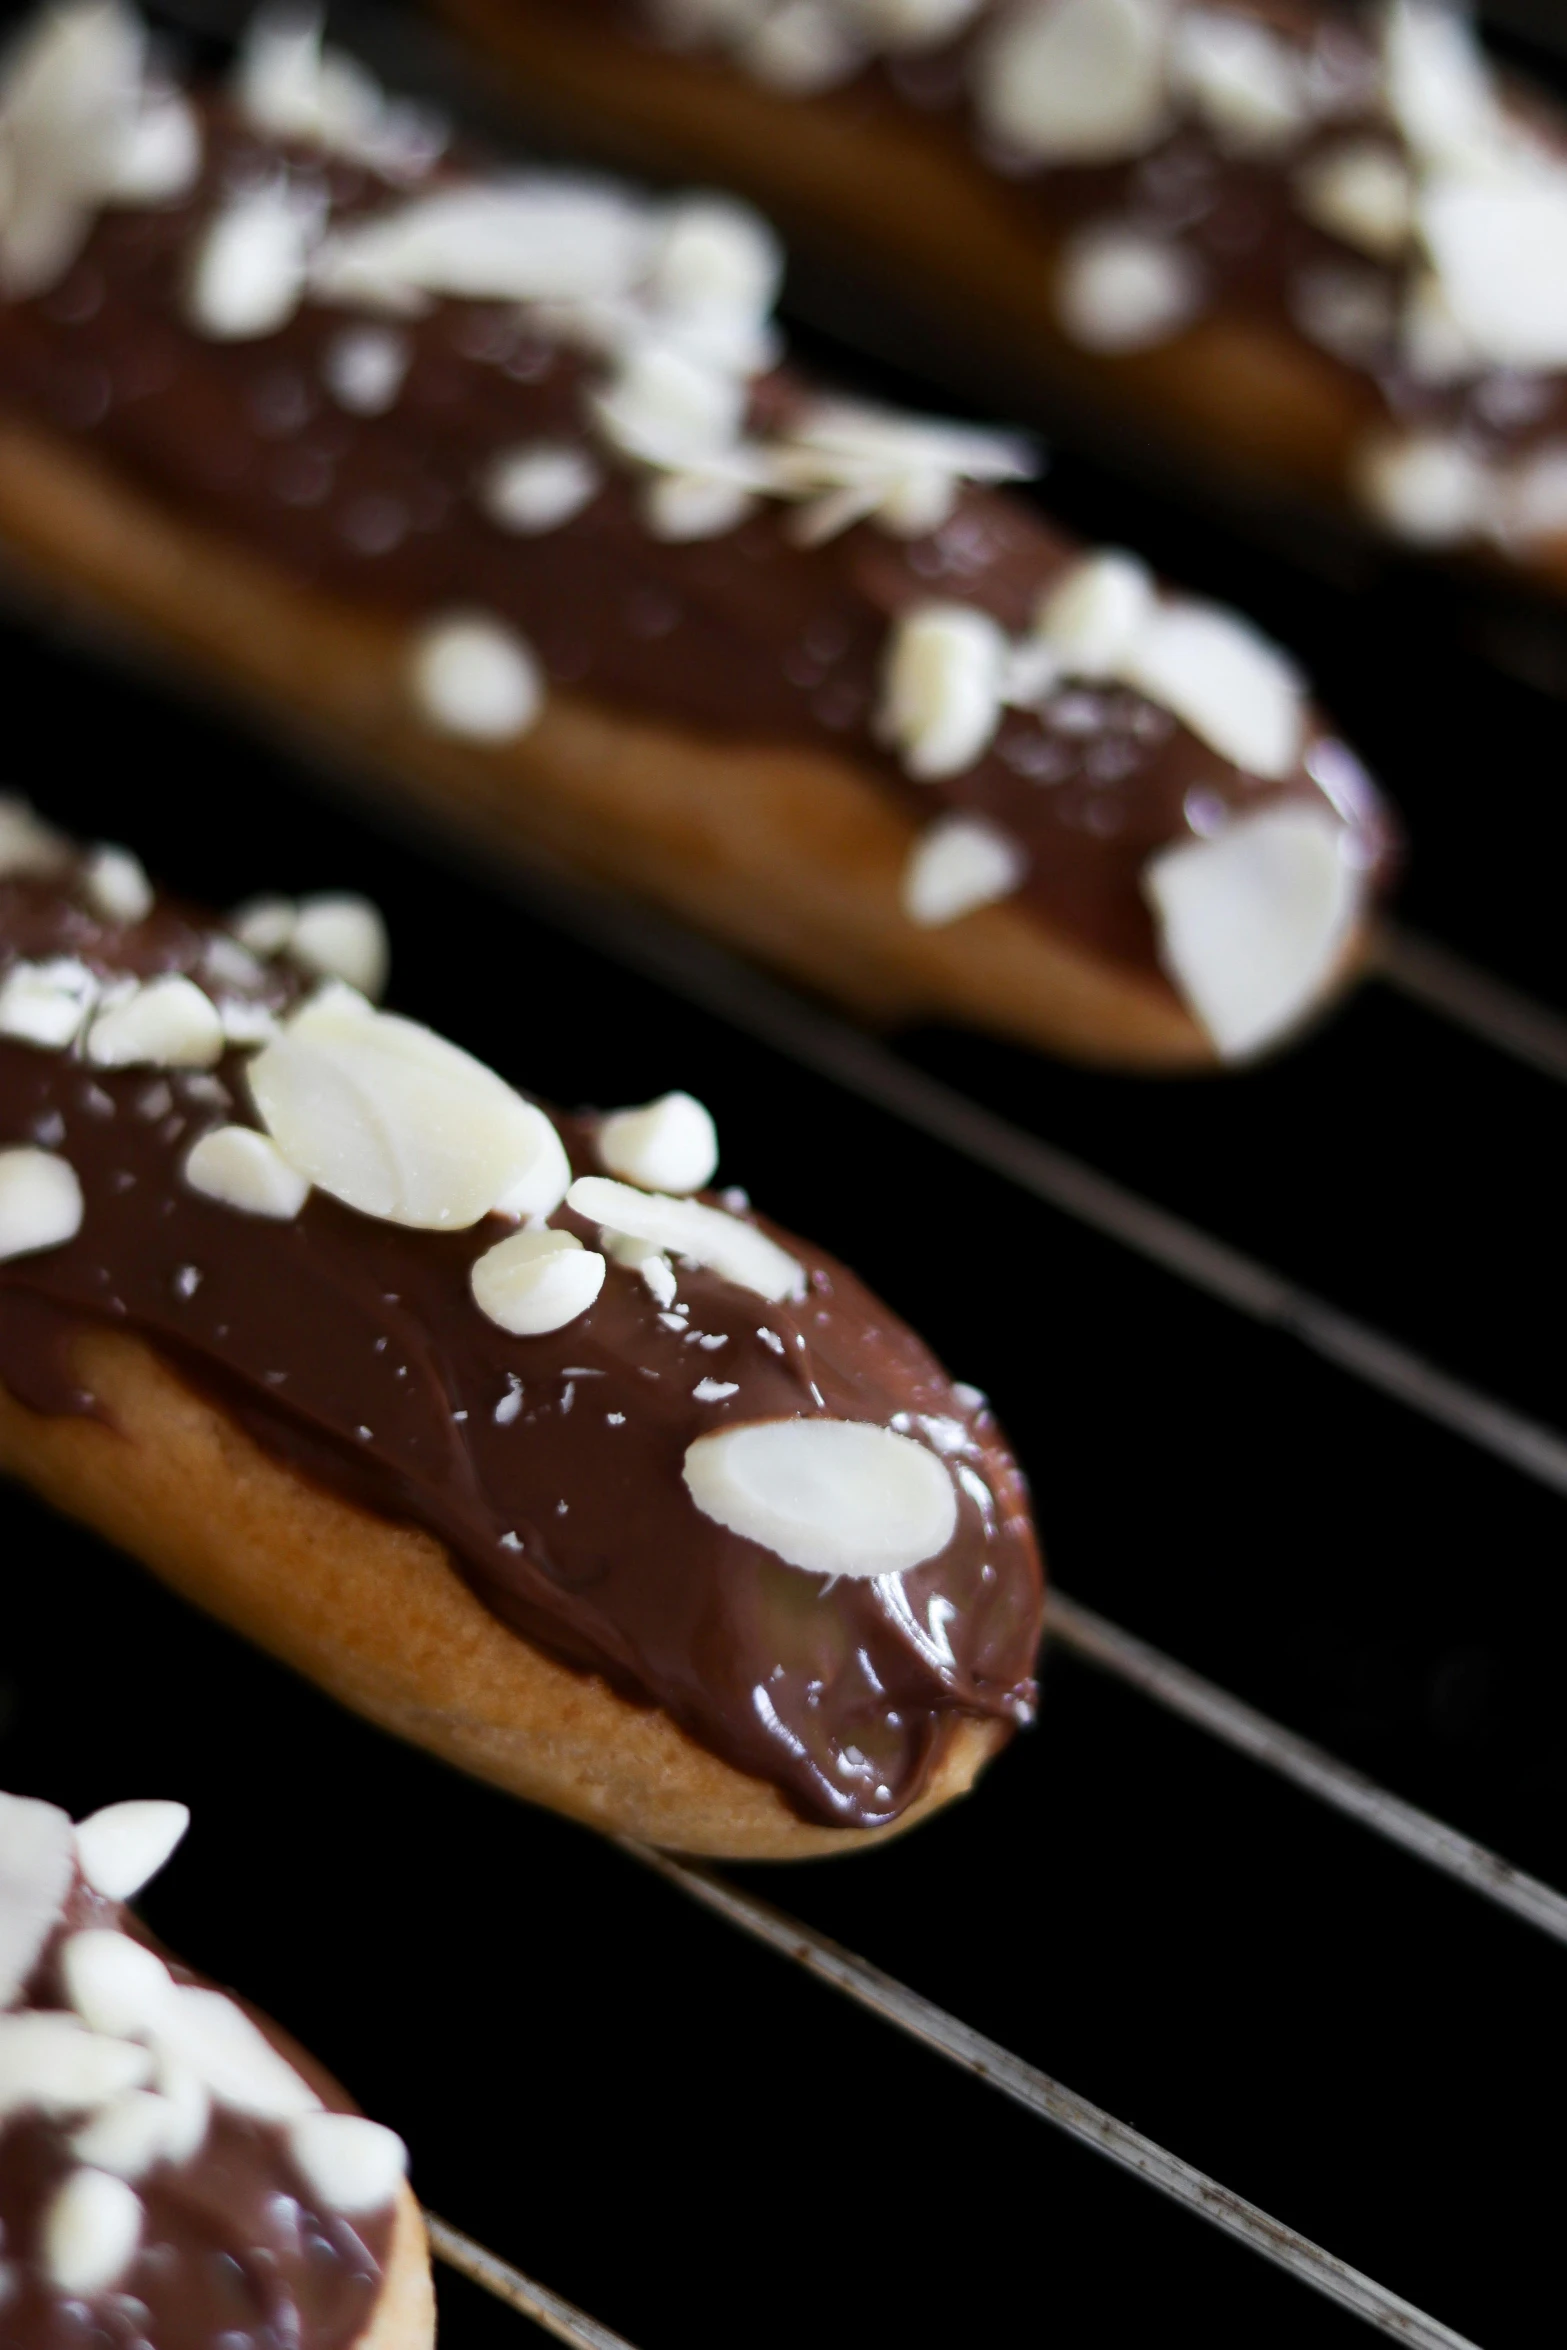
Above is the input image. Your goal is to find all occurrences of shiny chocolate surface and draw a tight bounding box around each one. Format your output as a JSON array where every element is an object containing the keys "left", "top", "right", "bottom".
[{"left": 2, "top": 1867, "right": 392, "bottom": 2350}]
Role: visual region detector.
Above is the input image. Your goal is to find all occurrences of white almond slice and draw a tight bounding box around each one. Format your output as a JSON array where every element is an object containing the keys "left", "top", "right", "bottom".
[
  {"left": 643, "top": 470, "right": 757, "bottom": 541},
  {"left": 185, "top": 1125, "right": 310, "bottom": 1220},
  {"left": 902, "top": 814, "right": 1026, "bottom": 927},
  {"left": 42, "top": 2167, "right": 144, "bottom": 2297},
  {"left": 1295, "top": 140, "right": 1414, "bottom": 259},
  {"left": 651, "top": 194, "right": 782, "bottom": 339},
  {"left": 739, "top": 0, "right": 864, "bottom": 92},
  {"left": 878, "top": 603, "right": 1008, "bottom": 780},
  {"left": 153, "top": 1984, "right": 320, "bottom": 2122},
  {"left": 61, "top": 1932, "right": 175, "bottom": 2039},
  {"left": 74, "top": 1799, "right": 190, "bottom": 1902},
  {"left": 1036, "top": 548, "right": 1154, "bottom": 677},
  {"left": 150, "top": 2050, "right": 210, "bottom": 2165},
  {"left": 290, "top": 895, "right": 389, "bottom": 998},
  {"left": 1383, "top": 0, "right": 1498, "bottom": 168},
  {"left": 0, "top": 0, "right": 145, "bottom": 297},
  {"left": 312, "top": 181, "right": 654, "bottom": 311},
  {"left": 603, "top": 1230, "right": 679, "bottom": 1308},
  {"left": 683, "top": 1418, "right": 958, "bottom": 1577},
  {"left": 593, "top": 340, "right": 748, "bottom": 467},
  {"left": 219, "top": 998, "right": 281, "bottom": 1049},
  {"left": 1354, "top": 429, "right": 1487, "bottom": 546},
  {"left": 1419, "top": 177, "right": 1567, "bottom": 371},
  {"left": 973, "top": 0, "right": 1169, "bottom": 164},
  {"left": 322, "top": 323, "right": 410, "bottom": 416},
  {"left": 106, "top": 82, "right": 200, "bottom": 205},
  {"left": 234, "top": 9, "right": 435, "bottom": 177},
  {"left": 470, "top": 1226, "right": 606, "bottom": 1336},
  {"left": 288, "top": 2112, "right": 408, "bottom": 2215},
  {"left": 0, "top": 957, "right": 99, "bottom": 1048},
  {"left": 0, "top": 797, "right": 68, "bottom": 877},
  {"left": 186, "top": 179, "right": 317, "bottom": 341},
  {"left": 599, "top": 1092, "right": 718, "bottom": 1194},
  {"left": 1055, "top": 220, "right": 1205, "bottom": 353},
  {"left": 83, "top": 844, "right": 153, "bottom": 926},
  {"left": 249, "top": 996, "right": 564, "bottom": 1230},
  {"left": 480, "top": 444, "right": 601, "bottom": 535},
  {"left": 1121, "top": 601, "right": 1303, "bottom": 779},
  {"left": 1144, "top": 803, "right": 1360, "bottom": 1061},
  {"left": 0, "top": 1792, "right": 74, "bottom": 2010},
  {"left": 0, "top": 2013, "right": 152, "bottom": 2120},
  {"left": 409, "top": 612, "right": 543, "bottom": 742},
  {"left": 1170, "top": 8, "right": 1307, "bottom": 153},
  {"left": 86, "top": 974, "right": 224, "bottom": 1069},
  {"left": 70, "top": 2086, "right": 180, "bottom": 2181},
  {"left": 568, "top": 1176, "right": 805, "bottom": 1303},
  {"left": 229, "top": 895, "right": 297, "bottom": 957},
  {"left": 0, "top": 1147, "right": 83, "bottom": 1261}
]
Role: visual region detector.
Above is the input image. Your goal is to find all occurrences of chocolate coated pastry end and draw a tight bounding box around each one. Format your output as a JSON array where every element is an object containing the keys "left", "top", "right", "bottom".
[{"left": 0, "top": 1789, "right": 434, "bottom": 2350}]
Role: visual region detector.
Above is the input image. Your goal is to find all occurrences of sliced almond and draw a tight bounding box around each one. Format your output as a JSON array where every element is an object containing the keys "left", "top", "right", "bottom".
[
  {"left": 470, "top": 1226, "right": 606, "bottom": 1336},
  {"left": 288, "top": 2112, "right": 408, "bottom": 2215},
  {"left": 249, "top": 995, "right": 566, "bottom": 1230},
  {"left": 185, "top": 1125, "right": 310, "bottom": 1220},
  {"left": 41, "top": 2167, "right": 143, "bottom": 2296},
  {"left": 902, "top": 814, "right": 1026, "bottom": 927},
  {"left": 683, "top": 1418, "right": 958, "bottom": 1576},
  {"left": 74, "top": 1798, "right": 189, "bottom": 1902},
  {"left": 599, "top": 1091, "right": 718, "bottom": 1194},
  {"left": 1056, "top": 220, "right": 1205, "bottom": 352},
  {"left": 1419, "top": 176, "right": 1567, "bottom": 371},
  {"left": 409, "top": 612, "right": 543, "bottom": 741},
  {"left": 568, "top": 1175, "right": 804, "bottom": 1302},
  {"left": 1036, "top": 548, "right": 1154, "bottom": 676},
  {"left": 1121, "top": 601, "right": 1303, "bottom": 779},
  {"left": 878, "top": 602, "right": 1008, "bottom": 780},
  {"left": 0, "top": 956, "right": 98, "bottom": 1049},
  {"left": 0, "top": 1792, "right": 74, "bottom": 2010},
  {"left": 1144, "top": 803, "right": 1360, "bottom": 1060},
  {"left": 0, "top": 1146, "right": 83, "bottom": 1261},
  {"left": 86, "top": 974, "right": 224, "bottom": 1069},
  {"left": 290, "top": 894, "right": 389, "bottom": 998},
  {"left": 974, "top": 0, "right": 1169, "bottom": 164}
]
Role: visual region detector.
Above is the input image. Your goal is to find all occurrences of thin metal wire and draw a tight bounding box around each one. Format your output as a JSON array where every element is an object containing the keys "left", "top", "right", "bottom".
[
  {"left": 1047, "top": 1589, "right": 1567, "bottom": 1942},
  {"left": 618, "top": 1843, "right": 1480, "bottom": 2349},
  {"left": 1377, "top": 923, "right": 1567, "bottom": 1086},
  {"left": 426, "top": 2214, "right": 641, "bottom": 2350}
]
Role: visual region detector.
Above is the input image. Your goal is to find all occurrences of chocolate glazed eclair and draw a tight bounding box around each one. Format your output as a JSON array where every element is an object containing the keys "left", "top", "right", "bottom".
[
  {"left": 0, "top": 1790, "right": 434, "bottom": 2348},
  {"left": 0, "top": 818, "right": 1044, "bottom": 1855},
  {"left": 0, "top": 3, "right": 1393, "bottom": 1071},
  {"left": 439, "top": 0, "right": 1567, "bottom": 590}
]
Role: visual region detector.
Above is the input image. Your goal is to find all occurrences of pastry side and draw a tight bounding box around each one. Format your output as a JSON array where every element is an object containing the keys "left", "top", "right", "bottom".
[{"left": 0, "top": 1329, "right": 1006, "bottom": 1858}]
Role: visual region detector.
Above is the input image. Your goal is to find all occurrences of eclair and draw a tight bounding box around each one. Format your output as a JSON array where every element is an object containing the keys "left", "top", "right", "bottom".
[
  {"left": 0, "top": 3, "right": 1393, "bottom": 1070},
  {"left": 0, "top": 815, "right": 1044, "bottom": 1855},
  {"left": 438, "top": 0, "right": 1567, "bottom": 586},
  {"left": 0, "top": 1788, "right": 433, "bottom": 2347}
]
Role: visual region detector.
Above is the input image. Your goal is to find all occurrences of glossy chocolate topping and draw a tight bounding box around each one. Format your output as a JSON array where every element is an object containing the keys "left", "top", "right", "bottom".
[
  {"left": 0, "top": 854, "right": 1043, "bottom": 1825},
  {"left": 3, "top": 1865, "right": 393, "bottom": 2350},
  {"left": 0, "top": 61, "right": 1390, "bottom": 983}
]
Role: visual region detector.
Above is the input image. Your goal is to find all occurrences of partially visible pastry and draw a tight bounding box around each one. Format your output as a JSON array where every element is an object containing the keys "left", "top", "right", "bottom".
[
  {"left": 0, "top": 819, "right": 1044, "bottom": 1856},
  {"left": 438, "top": 0, "right": 1567, "bottom": 587},
  {"left": 0, "top": 1788, "right": 434, "bottom": 2347},
  {"left": 0, "top": 2, "right": 1394, "bottom": 1069}
]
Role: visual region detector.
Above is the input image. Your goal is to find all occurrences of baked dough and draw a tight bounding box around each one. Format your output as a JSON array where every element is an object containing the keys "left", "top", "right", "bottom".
[{"left": 0, "top": 1326, "right": 1004, "bottom": 1860}]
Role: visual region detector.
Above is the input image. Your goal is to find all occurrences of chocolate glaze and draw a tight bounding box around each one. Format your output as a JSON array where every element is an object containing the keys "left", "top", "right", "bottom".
[
  {"left": 595, "top": 0, "right": 1567, "bottom": 462},
  {"left": 0, "top": 80, "right": 1391, "bottom": 983},
  {"left": 3, "top": 1864, "right": 393, "bottom": 2350},
  {"left": 0, "top": 857, "right": 1044, "bottom": 1826}
]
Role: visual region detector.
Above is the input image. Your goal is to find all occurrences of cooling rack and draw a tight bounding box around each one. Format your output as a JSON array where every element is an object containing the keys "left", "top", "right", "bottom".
[{"left": 3, "top": 2, "right": 1566, "bottom": 2343}]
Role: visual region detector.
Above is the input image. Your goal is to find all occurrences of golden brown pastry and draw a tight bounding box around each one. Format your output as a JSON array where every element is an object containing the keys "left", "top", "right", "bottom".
[
  {"left": 437, "top": 0, "right": 1567, "bottom": 588},
  {"left": 0, "top": 1788, "right": 434, "bottom": 2349},
  {"left": 0, "top": 2, "right": 1394, "bottom": 1070},
  {"left": 0, "top": 817, "right": 1042, "bottom": 1856}
]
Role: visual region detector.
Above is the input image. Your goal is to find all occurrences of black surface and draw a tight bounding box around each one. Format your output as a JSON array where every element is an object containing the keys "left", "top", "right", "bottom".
[{"left": 5, "top": 5, "right": 1567, "bottom": 2345}]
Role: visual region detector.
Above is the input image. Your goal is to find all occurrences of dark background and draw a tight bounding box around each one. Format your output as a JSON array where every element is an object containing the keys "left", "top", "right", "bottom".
[{"left": 6, "top": 3, "right": 1567, "bottom": 2343}]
